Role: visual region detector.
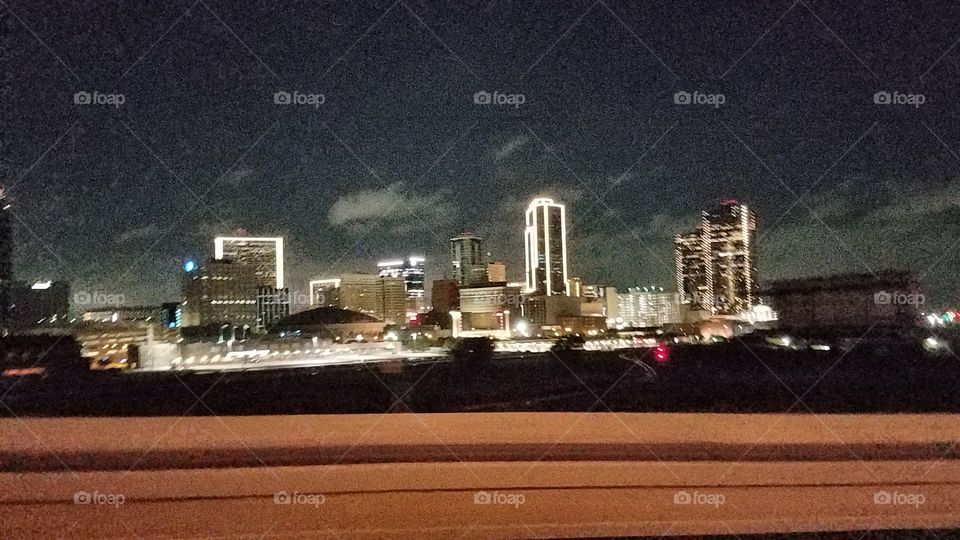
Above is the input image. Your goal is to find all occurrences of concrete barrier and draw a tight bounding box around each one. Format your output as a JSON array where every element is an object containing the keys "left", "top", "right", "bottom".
[{"left": 2, "top": 413, "right": 960, "bottom": 538}]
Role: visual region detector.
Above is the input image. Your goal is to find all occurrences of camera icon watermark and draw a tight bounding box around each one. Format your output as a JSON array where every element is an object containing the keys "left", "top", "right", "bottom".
[
  {"left": 73, "top": 290, "right": 125, "bottom": 308},
  {"left": 673, "top": 90, "right": 725, "bottom": 108},
  {"left": 273, "top": 491, "right": 325, "bottom": 507},
  {"left": 873, "top": 90, "right": 925, "bottom": 108},
  {"left": 473, "top": 490, "right": 525, "bottom": 508},
  {"left": 874, "top": 290, "right": 924, "bottom": 306},
  {"left": 273, "top": 90, "right": 326, "bottom": 109},
  {"left": 74, "top": 91, "right": 125, "bottom": 108},
  {"left": 73, "top": 490, "right": 125, "bottom": 508},
  {"left": 673, "top": 490, "right": 725, "bottom": 508},
  {"left": 874, "top": 490, "right": 925, "bottom": 508},
  {"left": 473, "top": 90, "right": 526, "bottom": 108}
]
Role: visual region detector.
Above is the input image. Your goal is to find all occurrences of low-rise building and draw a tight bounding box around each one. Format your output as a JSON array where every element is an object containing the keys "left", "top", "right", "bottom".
[
  {"left": 765, "top": 271, "right": 921, "bottom": 334},
  {"left": 615, "top": 287, "right": 683, "bottom": 328},
  {"left": 272, "top": 306, "right": 387, "bottom": 342},
  {"left": 82, "top": 305, "right": 162, "bottom": 324},
  {"left": 455, "top": 283, "right": 522, "bottom": 338}
]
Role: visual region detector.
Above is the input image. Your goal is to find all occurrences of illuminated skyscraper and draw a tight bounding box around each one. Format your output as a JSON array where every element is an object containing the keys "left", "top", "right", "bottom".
[
  {"left": 675, "top": 230, "right": 706, "bottom": 307},
  {"left": 214, "top": 236, "right": 284, "bottom": 289},
  {"left": 377, "top": 256, "right": 426, "bottom": 313},
  {"left": 0, "top": 189, "right": 11, "bottom": 331},
  {"left": 675, "top": 200, "right": 757, "bottom": 315},
  {"left": 524, "top": 197, "right": 569, "bottom": 296},
  {"left": 450, "top": 233, "right": 487, "bottom": 287}
]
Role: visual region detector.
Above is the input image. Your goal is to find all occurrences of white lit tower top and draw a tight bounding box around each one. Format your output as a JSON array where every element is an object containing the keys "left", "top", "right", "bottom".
[
  {"left": 214, "top": 236, "right": 284, "bottom": 289},
  {"left": 377, "top": 256, "right": 426, "bottom": 300},
  {"left": 0, "top": 188, "right": 11, "bottom": 283},
  {"left": 524, "top": 197, "right": 569, "bottom": 296}
]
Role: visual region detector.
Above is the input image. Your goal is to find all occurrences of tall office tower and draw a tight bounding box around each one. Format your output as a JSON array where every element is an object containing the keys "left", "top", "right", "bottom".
[
  {"left": 675, "top": 200, "right": 757, "bottom": 315},
  {"left": 675, "top": 229, "right": 706, "bottom": 308},
  {"left": 308, "top": 274, "right": 379, "bottom": 315},
  {"left": 181, "top": 258, "right": 259, "bottom": 327},
  {"left": 524, "top": 197, "right": 569, "bottom": 296},
  {"left": 256, "top": 286, "right": 290, "bottom": 331},
  {"left": 450, "top": 232, "right": 487, "bottom": 286},
  {"left": 486, "top": 260, "right": 506, "bottom": 283},
  {"left": 214, "top": 236, "right": 284, "bottom": 289},
  {"left": 375, "top": 276, "right": 407, "bottom": 324},
  {"left": 0, "top": 189, "right": 12, "bottom": 332},
  {"left": 377, "top": 256, "right": 426, "bottom": 313}
]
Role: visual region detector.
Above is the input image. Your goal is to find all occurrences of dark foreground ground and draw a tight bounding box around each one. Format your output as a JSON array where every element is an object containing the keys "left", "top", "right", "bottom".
[{"left": 2, "top": 341, "right": 958, "bottom": 416}]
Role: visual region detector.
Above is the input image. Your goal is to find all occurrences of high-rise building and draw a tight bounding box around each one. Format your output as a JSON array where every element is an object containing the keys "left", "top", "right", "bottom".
[
  {"left": 256, "top": 286, "right": 290, "bottom": 331},
  {"left": 214, "top": 236, "right": 284, "bottom": 289},
  {"left": 377, "top": 256, "right": 426, "bottom": 313},
  {"left": 309, "top": 274, "right": 378, "bottom": 316},
  {"left": 486, "top": 260, "right": 506, "bottom": 283},
  {"left": 375, "top": 276, "right": 407, "bottom": 324},
  {"left": 312, "top": 274, "right": 406, "bottom": 324},
  {"left": 430, "top": 278, "right": 459, "bottom": 313},
  {"left": 450, "top": 233, "right": 487, "bottom": 287},
  {"left": 675, "top": 230, "right": 706, "bottom": 307},
  {"left": 524, "top": 197, "right": 569, "bottom": 296},
  {"left": 675, "top": 200, "right": 757, "bottom": 315},
  {"left": 0, "top": 189, "right": 13, "bottom": 332},
  {"left": 181, "top": 258, "right": 259, "bottom": 327}
]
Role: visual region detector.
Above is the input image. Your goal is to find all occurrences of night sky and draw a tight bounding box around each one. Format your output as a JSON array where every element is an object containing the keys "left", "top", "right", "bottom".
[{"left": 4, "top": 0, "right": 960, "bottom": 308}]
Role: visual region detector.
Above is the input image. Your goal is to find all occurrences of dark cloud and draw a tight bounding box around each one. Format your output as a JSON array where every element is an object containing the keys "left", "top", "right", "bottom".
[{"left": 5, "top": 1, "right": 960, "bottom": 305}]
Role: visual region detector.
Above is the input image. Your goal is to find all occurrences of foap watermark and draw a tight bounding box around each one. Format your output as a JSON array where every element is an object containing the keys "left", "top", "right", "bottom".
[
  {"left": 473, "top": 90, "right": 526, "bottom": 108},
  {"left": 73, "top": 490, "right": 125, "bottom": 507},
  {"left": 673, "top": 490, "right": 725, "bottom": 508},
  {"left": 874, "top": 290, "right": 924, "bottom": 306},
  {"left": 477, "top": 292, "right": 526, "bottom": 307},
  {"left": 273, "top": 90, "right": 326, "bottom": 109},
  {"left": 73, "top": 290, "right": 125, "bottom": 307},
  {"left": 673, "top": 90, "right": 725, "bottom": 108},
  {"left": 873, "top": 90, "right": 925, "bottom": 108},
  {"left": 474, "top": 490, "right": 525, "bottom": 508},
  {"left": 74, "top": 91, "right": 125, "bottom": 108},
  {"left": 274, "top": 491, "right": 326, "bottom": 508},
  {"left": 874, "top": 490, "right": 925, "bottom": 508}
]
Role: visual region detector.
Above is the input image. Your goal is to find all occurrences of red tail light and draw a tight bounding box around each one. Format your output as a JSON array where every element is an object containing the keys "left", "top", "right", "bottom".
[{"left": 654, "top": 344, "right": 669, "bottom": 362}]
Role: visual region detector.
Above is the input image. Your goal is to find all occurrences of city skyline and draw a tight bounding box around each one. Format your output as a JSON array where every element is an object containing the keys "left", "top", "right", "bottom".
[
  {"left": 5, "top": 190, "right": 952, "bottom": 312},
  {"left": 6, "top": 2, "right": 960, "bottom": 308}
]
